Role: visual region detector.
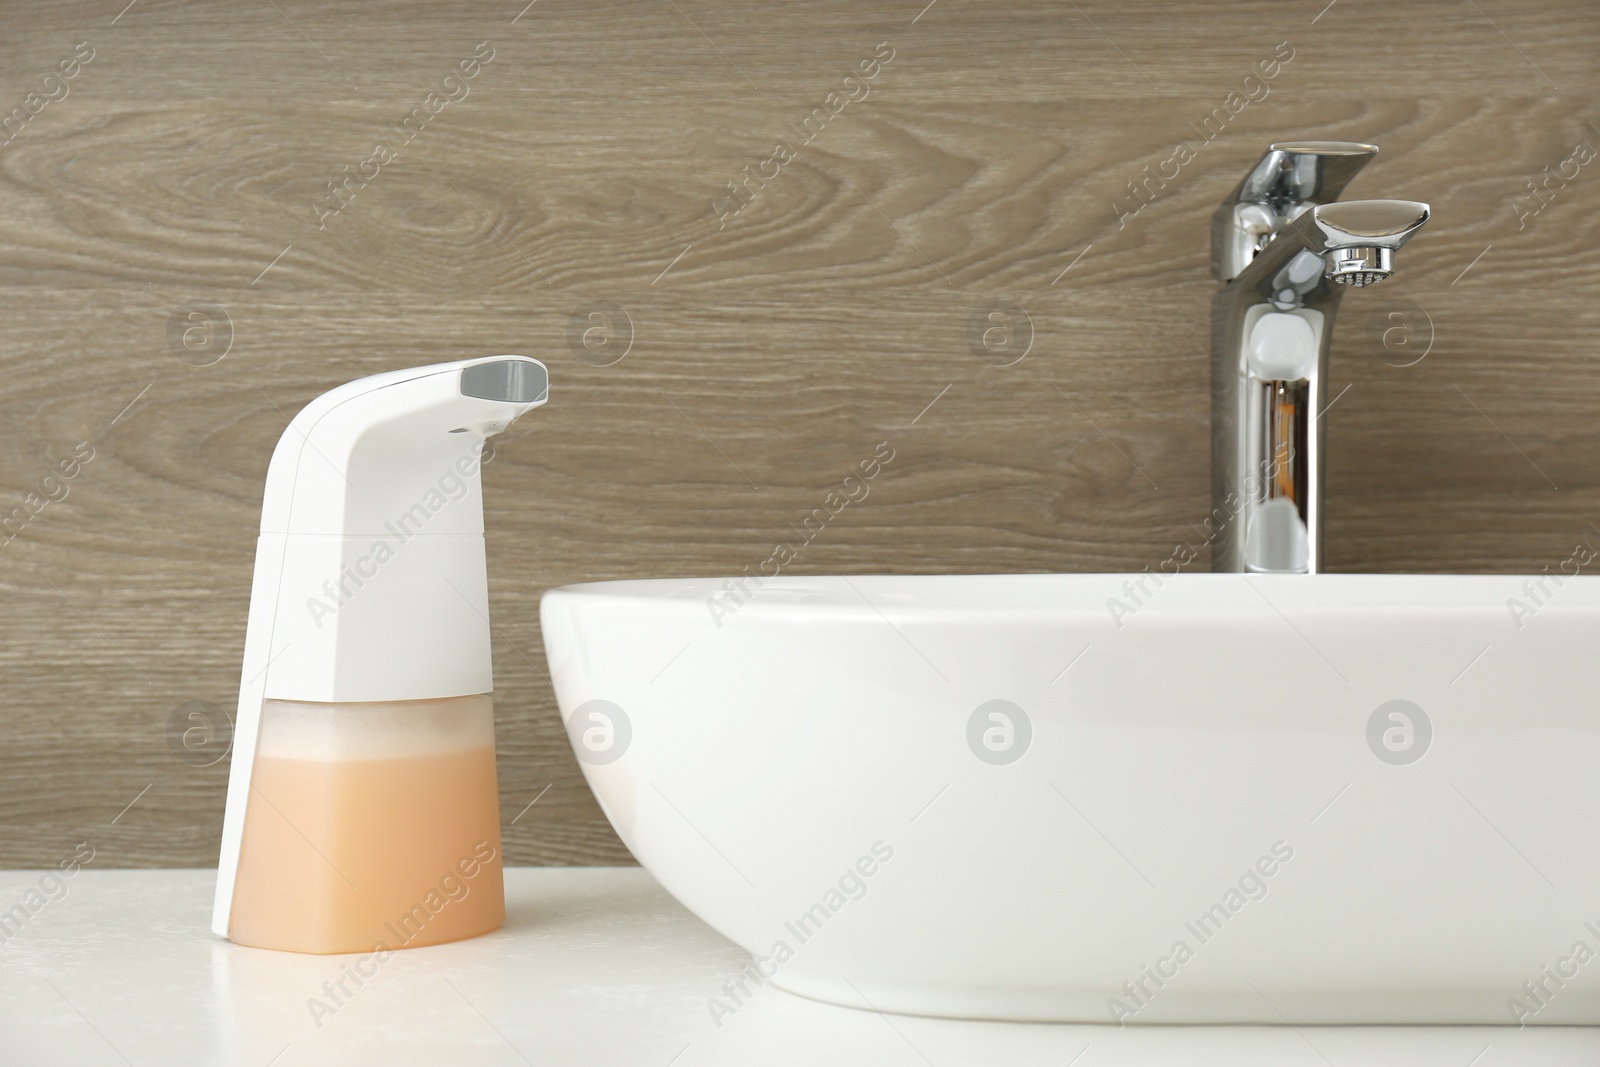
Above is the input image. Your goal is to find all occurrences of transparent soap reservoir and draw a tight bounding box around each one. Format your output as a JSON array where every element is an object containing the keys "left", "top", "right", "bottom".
[{"left": 227, "top": 694, "right": 505, "bottom": 954}]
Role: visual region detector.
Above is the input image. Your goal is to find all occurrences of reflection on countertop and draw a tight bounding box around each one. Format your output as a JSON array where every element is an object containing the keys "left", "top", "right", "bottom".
[{"left": 0, "top": 868, "right": 1595, "bottom": 1067}]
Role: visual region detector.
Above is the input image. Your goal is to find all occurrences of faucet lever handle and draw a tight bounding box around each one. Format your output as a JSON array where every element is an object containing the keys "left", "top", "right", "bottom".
[{"left": 1212, "top": 141, "right": 1380, "bottom": 282}]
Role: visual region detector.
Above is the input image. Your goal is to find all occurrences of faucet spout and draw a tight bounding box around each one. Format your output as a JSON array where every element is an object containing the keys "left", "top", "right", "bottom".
[
  {"left": 1311, "top": 199, "right": 1432, "bottom": 287},
  {"left": 1209, "top": 146, "right": 1429, "bottom": 575}
]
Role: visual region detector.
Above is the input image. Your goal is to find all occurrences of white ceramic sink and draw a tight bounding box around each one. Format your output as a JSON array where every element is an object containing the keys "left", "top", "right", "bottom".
[{"left": 540, "top": 574, "right": 1600, "bottom": 1024}]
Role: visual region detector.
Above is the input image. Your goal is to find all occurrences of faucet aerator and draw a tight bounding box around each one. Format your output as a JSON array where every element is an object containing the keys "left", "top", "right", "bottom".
[{"left": 1324, "top": 245, "right": 1394, "bottom": 287}]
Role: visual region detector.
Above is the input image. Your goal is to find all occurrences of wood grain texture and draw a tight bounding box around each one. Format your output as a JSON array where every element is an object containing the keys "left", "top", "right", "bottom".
[{"left": 1, "top": 0, "right": 1597, "bottom": 867}]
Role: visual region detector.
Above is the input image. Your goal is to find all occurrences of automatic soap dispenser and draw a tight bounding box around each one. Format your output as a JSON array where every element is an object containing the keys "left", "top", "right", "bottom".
[{"left": 213, "top": 356, "right": 547, "bottom": 953}]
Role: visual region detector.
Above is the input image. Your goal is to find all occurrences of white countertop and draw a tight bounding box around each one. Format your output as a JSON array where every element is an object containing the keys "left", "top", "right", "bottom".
[{"left": 1, "top": 868, "right": 1596, "bottom": 1066}]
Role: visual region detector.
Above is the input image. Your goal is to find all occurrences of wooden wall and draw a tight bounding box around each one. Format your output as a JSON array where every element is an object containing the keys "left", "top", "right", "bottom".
[{"left": 2, "top": 0, "right": 1596, "bottom": 866}]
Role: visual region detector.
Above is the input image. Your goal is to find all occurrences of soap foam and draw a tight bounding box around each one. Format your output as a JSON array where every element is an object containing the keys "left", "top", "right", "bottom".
[{"left": 254, "top": 693, "right": 495, "bottom": 762}]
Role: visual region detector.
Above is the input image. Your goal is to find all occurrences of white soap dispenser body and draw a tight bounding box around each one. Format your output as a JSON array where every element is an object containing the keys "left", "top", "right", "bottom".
[{"left": 213, "top": 357, "right": 547, "bottom": 954}]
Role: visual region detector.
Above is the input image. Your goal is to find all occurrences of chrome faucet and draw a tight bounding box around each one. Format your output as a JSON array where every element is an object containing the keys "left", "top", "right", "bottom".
[{"left": 1209, "top": 141, "right": 1429, "bottom": 573}]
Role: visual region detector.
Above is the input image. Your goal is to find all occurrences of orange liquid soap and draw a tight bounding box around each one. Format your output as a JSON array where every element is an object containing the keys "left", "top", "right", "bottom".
[{"left": 227, "top": 694, "right": 505, "bottom": 954}]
